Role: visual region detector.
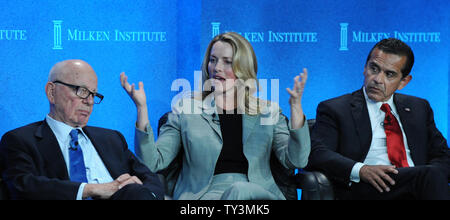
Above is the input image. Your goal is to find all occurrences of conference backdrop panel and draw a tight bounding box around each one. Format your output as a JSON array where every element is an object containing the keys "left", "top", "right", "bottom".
[{"left": 1, "top": 0, "right": 448, "bottom": 151}]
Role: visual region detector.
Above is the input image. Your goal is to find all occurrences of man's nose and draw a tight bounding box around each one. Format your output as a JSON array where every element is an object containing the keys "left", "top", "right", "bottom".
[{"left": 373, "top": 71, "right": 385, "bottom": 83}]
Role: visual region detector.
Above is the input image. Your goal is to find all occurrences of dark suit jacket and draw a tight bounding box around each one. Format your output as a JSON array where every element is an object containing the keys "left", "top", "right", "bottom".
[
  {"left": 0, "top": 120, "right": 163, "bottom": 200},
  {"left": 308, "top": 89, "right": 449, "bottom": 187}
]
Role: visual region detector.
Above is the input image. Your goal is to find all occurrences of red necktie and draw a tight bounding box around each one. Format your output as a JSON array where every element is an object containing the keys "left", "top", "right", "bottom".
[{"left": 380, "top": 103, "right": 409, "bottom": 168}]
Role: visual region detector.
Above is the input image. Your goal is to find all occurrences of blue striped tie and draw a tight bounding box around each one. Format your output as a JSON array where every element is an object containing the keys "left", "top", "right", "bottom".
[{"left": 69, "top": 129, "right": 88, "bottom": 183}]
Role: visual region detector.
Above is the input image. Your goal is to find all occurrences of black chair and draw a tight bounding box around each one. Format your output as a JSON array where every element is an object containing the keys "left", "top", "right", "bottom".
[
  {"left": 156, "top": 112, "right": 334, "bottom": 200},
  {"left": 296, "top": 119, "right": 335, "bottom": 200},
  {"left": 296, "top": 169, "right": 334, "bottom": 200}
]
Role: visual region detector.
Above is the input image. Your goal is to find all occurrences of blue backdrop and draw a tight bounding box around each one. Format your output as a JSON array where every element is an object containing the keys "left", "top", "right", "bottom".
[{"left": 1, "top": 0, "right": 448, "bottom": 155}]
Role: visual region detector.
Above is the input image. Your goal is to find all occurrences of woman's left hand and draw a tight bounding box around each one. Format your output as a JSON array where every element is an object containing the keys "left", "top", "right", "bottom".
[
  {"left": 286, "top": 68, "right": 308, "bottom": 106},
  {"left": 286, "top": 68, "right": 308, "bottom": 129}
]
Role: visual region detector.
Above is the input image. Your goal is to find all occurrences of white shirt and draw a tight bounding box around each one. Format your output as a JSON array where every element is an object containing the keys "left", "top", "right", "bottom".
[
  {"left": 349, "top": 88, "right": 414, "bottom": 183},
  {"left": 45, "top": 115, "right": 114, "bottom": 199}
]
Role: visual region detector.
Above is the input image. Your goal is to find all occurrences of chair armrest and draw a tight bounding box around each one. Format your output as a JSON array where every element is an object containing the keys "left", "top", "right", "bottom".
[{"left": 295, "top": 170, "right": 334, "bottom": 200}]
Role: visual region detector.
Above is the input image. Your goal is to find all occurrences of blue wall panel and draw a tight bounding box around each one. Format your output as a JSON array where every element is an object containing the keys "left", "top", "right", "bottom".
[{"left": 1, "top": 0, "right": 448, "bottom": 151}]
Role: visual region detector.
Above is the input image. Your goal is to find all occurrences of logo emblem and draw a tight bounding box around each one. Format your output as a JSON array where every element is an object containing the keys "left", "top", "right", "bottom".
[
  {"left": 339, "top": 23, "right": 349, "bottom": 51},
  {"left": 211, "top": 22, "right": 221, "bottom": 38},
  {"left": 52, "top": 20, "right": 63, "bottom": 50}
]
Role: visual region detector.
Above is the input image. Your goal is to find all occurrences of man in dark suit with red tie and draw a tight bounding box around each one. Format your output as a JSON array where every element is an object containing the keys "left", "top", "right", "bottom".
[
  {"left": 0, "top": 59, "right": 163, "bottom": 200},
  {"left": 308, "top": 38, "right": 449, "bottom": 199}
]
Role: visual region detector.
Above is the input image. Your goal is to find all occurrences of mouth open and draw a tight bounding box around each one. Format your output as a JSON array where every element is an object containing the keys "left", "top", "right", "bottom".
[{"left": 213, "top": 75, "right": 226, "bottom": 82}]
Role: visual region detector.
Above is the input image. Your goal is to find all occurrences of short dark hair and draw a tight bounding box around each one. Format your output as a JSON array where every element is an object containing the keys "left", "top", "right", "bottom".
[{"left": 365, "top": 38, "right": 414, "bottom": 77}]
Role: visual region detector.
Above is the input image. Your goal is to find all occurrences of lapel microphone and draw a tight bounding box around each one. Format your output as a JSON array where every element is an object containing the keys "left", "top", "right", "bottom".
[{"left": 212, "top": 113, "right": 220, "bottom": 123}]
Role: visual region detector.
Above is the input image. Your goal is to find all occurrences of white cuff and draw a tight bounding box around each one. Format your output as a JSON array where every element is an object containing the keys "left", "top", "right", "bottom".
[
  {"left": 76, "top": 183, "right": 87, "bottom": 200},
  {"left": 350, "top": 162, "right": 365, "bottom": 183}
]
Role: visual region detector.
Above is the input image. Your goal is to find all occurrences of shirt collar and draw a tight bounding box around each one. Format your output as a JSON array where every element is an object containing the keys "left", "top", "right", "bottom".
[
  {"left": 363, "top": 86, "right": 397, "bottom": 115},
  {"left": 45, "top": 114, "right": 87, "bottom": 141}
]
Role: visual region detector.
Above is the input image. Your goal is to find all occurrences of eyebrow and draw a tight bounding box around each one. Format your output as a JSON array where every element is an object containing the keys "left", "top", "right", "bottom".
[
  {"left": 209, "top": 55, "right": 232, "bottom": 60},
  {"left": 79, "top": 84, "right": 98, "bottom": 93},
  {"left": 386, "top": 70, "right": 398, "bottom": 77},
  {"left": 368, "top": 62, "right": 378, "bottom": 68},
  {"left": 369, "top": 61, "right": 399, "bottom": 76}
]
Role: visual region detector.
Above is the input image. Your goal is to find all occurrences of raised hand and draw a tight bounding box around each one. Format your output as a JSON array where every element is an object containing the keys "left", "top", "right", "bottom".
[
  {"left": 286, "top": 68, "right": 308, "bottom": 106},
  {"left": 120, "top": 72, "right": 147, "bottom": 108},
  {"left": 286, "top": 68, "right": 308, "bottom": 129},
  {"left": 120, "top": 72, "right": 149, "bottom": 131}
]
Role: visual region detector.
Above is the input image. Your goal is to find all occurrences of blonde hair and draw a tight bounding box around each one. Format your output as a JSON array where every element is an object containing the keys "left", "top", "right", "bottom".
[{"left": 199, "top": 32, "right": 268, "bottom": 115}]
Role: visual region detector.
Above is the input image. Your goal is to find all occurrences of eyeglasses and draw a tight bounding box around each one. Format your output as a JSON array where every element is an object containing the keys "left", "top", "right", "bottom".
[{"left": 53, "top": 80, "right": 104, "bottom": 104}]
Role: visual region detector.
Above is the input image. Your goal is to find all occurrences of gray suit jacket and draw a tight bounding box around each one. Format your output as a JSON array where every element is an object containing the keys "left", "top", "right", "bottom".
[{"left": 135, "top": 96, "right": 310, "bottom": 200}]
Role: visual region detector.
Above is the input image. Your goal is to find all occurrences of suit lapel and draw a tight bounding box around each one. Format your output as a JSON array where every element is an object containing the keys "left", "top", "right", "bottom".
[
  {"left": 242, "top": 114, "right": 259, "bottom": 145},
  {"left": 199, "top": 94, "right": 262, "bottom": 145},
  {"left": 35, "top": 120, "right": 69, "bottom": 179},
  {"left": 82, "top": 127, "right": 120, "bottom": 178},
  {"left": 350, "top": 89, "right": 373, "bottom": 159},
  {"left": 200, "top": 96, "right": 222, "bottom": 140},
  {"left": 199, "top": 102, "right": 260, "bottom": 145},
  {"left": 200, "top": 111, "right": 222, "bottom": 140},
  {"left": 393, "top": 94, "right": 416, "bottom": 155}
]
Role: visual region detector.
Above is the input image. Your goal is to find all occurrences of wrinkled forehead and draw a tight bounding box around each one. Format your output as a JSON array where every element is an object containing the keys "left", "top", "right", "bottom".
[{"left": 368, "top": 49, "right": 407, "bottom": 73}]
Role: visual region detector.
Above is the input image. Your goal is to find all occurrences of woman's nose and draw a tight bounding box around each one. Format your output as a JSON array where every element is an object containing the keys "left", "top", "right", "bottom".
[{"left": 214, "top": 61, "right": 224, "bottom": 72}]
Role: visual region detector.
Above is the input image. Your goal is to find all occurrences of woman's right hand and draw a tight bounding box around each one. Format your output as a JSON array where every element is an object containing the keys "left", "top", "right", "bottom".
[
  {"left": 120, "top": 72, "right": 149, "bottom": 131},
  {"left": 120, "top": 72, "right": 147, "bottom": 108}
]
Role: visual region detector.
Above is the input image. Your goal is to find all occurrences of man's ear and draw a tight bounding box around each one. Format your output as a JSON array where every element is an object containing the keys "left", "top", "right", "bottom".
[
  {"left": 397, "top": 75, "right": 412, "bottom": 90},
  {"left": 45, "top": 82, "right": 56, "bottom": 104}
]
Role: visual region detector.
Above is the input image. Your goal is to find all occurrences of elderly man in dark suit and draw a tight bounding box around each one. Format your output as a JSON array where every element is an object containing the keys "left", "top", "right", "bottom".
[
  {"left": 308, "top": 38, "right": 449, "bottom": 200},
  {"left": 0, "top": 59, "right": 163, "bottom": 200}
]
